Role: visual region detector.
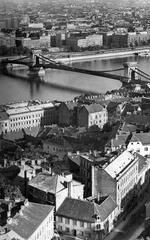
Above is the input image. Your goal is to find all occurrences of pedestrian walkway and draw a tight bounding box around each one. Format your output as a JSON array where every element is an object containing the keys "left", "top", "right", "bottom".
[{"left": 104, "top": 192, "right": 150, "bottom": 240}]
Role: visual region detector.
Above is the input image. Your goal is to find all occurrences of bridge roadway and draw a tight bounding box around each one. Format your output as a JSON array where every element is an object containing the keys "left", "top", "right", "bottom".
[{"left": 2, "top": 57, "right": 129, "bottom": 83}]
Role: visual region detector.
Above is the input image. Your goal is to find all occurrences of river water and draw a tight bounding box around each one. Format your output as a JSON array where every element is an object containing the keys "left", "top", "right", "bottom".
[{"left": 0, "top": 54, "right": 149, "bottom": 104}]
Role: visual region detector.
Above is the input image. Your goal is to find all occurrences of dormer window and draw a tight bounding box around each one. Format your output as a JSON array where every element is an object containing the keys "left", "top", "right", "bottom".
[{"left": 94, "top": 214, "right": 100, "bottom": 220}]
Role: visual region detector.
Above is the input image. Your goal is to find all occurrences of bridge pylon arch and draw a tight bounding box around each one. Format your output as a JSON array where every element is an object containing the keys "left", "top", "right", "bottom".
[{"left": 123, "top": 62, "right": 139, "bottom": 82}]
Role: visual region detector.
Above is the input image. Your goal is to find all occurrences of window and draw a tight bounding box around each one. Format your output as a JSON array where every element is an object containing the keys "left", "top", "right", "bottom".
[
  {"left": 80, "top": 221, "right": 84, "bottom": 227},
  {"left": 136, "top": 148, "right": 140, "bottom": 153},
  {"left": 58, "top": 217, "right": 62, "bottom": 223},
  {"left": 73, "top": 220, "right": 77, "bottom": 225},
  {"left": 65, "top": 218, "right": 70, "bottom": 224},
  {"left": 96, "top": 224, "right": 101, "bottom": 230},
  {"left": 87, "top": 223, "right": 91, "bottom": 229},
  {"left": 65, "top": 227, "right": 69, "bottom": 233},
  {"left": 144, "top": 147, "right": 148, "bottom": 151}
]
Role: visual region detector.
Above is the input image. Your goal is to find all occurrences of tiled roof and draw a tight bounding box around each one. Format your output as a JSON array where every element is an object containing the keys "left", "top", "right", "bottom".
[
  {"left": 28, "top": 173, "right": 66, "bottom": 193},
  {"left": 130, "top": 132, "right": 150, "bottom": 145},
  {"left": 84, "top": 104, "right": 104, "bottom": 114},
  {"left": 66, "top": 101, "right": 78, "bottom": 110},
  {"left": 121, "top": 123, "right": 137, "bottom": 133},
  {"left": 56, "top": 196, "right": 117, "bottom": 222},
  {"left": 125, "top": 114, "right": 150, "bottom": 126},
  {"left": 109, "top": 134, "right": 131, "bottom": 148},
  {"left": 7, "top": 202, "right": 54, "bottom": 239},
  {"left": 135, "top": 153, "right": 149, "bottom": 173}
]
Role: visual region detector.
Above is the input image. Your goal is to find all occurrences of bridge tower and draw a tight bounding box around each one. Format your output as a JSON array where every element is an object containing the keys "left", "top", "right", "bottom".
[
  {"left": 30, "top": 49, "right": 42, "bottom": 65},
  {"left": 123, "top": 62, "right": 139, "bottom": 82}
]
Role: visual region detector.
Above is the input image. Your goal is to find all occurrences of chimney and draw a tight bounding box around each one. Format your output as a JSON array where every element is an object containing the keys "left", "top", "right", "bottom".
[
  {"left": 97, "top": 193, "right": 100, "bottom": 202},
  {"left": 7, "top": 202, "right": 12, "bottom": 218},
  {"left": 31, "top": 160, "right": 35, "bottom": 166},
  {"left": 68, "top": 181, "right": 73, "bottom": 198},
  {"left": 4, "top": 159, "right": 7, "bottom": 168},
  {"left": 7, "top": 217, "right": 12, "bottom": 224},
  {"left": 21, "top": 159, "right": 25, "bottom": 167},
  {"left": 24, "top": 199, "right": 29, "bottom": 207}
]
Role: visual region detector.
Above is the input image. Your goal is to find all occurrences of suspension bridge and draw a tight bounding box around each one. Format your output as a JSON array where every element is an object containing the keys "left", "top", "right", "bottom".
[{"left": 1, "top": 51, "right": 150, "bottom": 84}]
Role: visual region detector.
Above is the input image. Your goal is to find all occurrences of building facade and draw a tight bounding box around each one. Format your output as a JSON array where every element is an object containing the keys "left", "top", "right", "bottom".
[
  {"left": 56, "top": 197, "right": 117, "bottom": 240},
  {"left": 78, "top": 103, "right": 108, "bottom": 129}
]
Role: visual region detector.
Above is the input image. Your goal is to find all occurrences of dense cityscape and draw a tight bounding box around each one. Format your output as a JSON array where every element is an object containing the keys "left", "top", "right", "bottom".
[{"left": 1, "top": 0, "right": 150, "bottom": 240}]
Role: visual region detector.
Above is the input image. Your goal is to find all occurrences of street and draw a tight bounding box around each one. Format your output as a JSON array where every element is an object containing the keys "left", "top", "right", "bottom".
[{"left": 112, "top": 207, "right": 145, "bottom": 240}]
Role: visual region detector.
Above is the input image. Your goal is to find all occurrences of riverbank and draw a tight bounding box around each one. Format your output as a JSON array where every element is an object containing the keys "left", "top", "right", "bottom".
[{"left": 54, "top": 47, "right": 150, "bottom": 63}]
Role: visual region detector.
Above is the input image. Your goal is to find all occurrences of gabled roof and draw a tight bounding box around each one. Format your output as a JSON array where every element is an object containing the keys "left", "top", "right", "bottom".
[
  {"left": 28, "top": 173, "right": 66, "bottom": 194},
  {"left": 56, "top": 196, "right": 117, "bottom": 223},
  {"left": 84, "top": 104, "right": 104, "bottom": 114},
  {"left": 130, "top": 132, "right": 150, "bottom": 145},
  {"left": 125, "top": 114, "right": 150, "bottom": 126},
  {"left": 107, "top": 101, "right": 120, "bottom": 114},
  {"left": 105, "top": 150, "right": 134, "bottom": 178},
  {"left": 106, "top": 134, "right": 131, "bottom": 148},
  {"left": 7, "top": 202, "right": 54, "bottom": 239},
  {"left": 135, "top": 152, "right": 149, "bottom": 173}
]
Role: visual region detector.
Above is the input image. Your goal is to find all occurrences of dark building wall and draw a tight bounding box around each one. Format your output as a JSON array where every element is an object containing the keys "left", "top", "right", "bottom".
[{"left": 92, "top": 166, "right": 116, "bottom": 201}]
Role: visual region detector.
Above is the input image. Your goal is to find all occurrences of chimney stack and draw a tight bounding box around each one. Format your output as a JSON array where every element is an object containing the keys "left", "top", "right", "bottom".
[{"left": 68, "top": 181, "right": 73, "bottom": 198}]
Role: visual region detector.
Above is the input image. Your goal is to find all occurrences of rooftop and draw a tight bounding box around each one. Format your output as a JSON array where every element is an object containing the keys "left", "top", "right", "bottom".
[
  {"left": 105, "top": 150, "right": 135, "bottom": 178},
  {"left": 7, "top": 201, "right": 54, "bottom": 239},
  {"left": 56, "top": 196, "right": 117, "bottom": 222}
]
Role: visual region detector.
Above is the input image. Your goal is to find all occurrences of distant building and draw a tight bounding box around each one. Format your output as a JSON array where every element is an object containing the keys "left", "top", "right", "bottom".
[
  {"left": 67, "top": 34, "right": 103, "bottom": 48},
  {"left": 56, "top": 196, "right": 117, "bottom": 240},
  {"left": 78, "top": 103, "right": 108, "bottom": 129},
  {"left": 11, "top": 17, "right": 18, "bottom": 29},
  {"left": 6, "top": 105, "right": 44, "bottom": 132},
  {"left": 59, "top": 101, "right": 78, "bottom": 126}
]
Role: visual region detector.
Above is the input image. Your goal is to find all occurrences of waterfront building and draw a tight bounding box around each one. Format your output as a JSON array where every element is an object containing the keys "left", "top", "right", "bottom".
[
  {"left": 0, "top": 101, "right": 59, "bottom": 134},
  {"left": 11, "top": 17, "right": 18, "bottom": 29},
  {"left": 56, "top": 196, "right": 117, "bottom": 240},
  {"left": 78, "top": 103, "right": 108, "bottom": 129},
  {"left": 41, "top": 102, "right": 59, "bottom": 126},
  {"left": 0, "top": 111, "right": 9, "bottom": 134},
  {"left": 59, "top": 101, "right": 78, "bottom": 126},
  {"left": 6, "top": 199, "right": 54, "bottom": 240},
  {"left": 28, "top": 172, "right": 84, "bottom": 210},
  {"left": 67, "top": 34, "right": 103, "bottom": 48},
  {"left": 112, "top": 33, "right": 128, "bottom": 47},
  {"left": 6, "top": 105, "right": 44, "bottom": 132}
]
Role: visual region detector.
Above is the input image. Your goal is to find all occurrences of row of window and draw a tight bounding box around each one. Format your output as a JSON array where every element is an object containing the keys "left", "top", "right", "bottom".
[
  {"left": 120, "top": 177, "right": 135, "bottom": 199},
  {"left": 119, "top": 165, "right": 137, "bottom": 188},
  {"left": 58, "top": 217, "right": 91, "bottom": 228},
  {"left": 10, "top": 113, "right": 42, "bottom": 122},
  {"left": 10, "top": 119, "right": 40, "bottom": 129},
  {"left": 33, "top": 215, "right": 53, "bottom": 240},
  {"left": 58, "top": 226, "right": 92, "bottom": 237}
]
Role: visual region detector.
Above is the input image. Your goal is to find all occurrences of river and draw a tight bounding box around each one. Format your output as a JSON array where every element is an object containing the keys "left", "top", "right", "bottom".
[{"left": 0, "top": 54, "right": 149, "bottom": 104}]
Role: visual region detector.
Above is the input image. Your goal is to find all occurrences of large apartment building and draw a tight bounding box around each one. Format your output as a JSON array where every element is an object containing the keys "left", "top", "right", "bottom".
[
  {"left": 68, "top": 149, "right": 140, "bottom": 216},
  {"left": 0, "top": 101, "right": 59, "bottom": 133}
]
